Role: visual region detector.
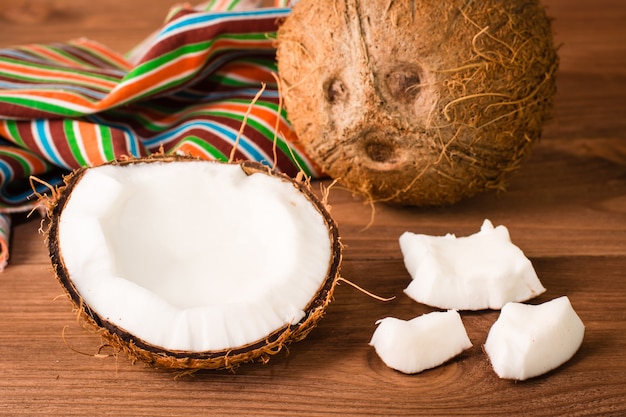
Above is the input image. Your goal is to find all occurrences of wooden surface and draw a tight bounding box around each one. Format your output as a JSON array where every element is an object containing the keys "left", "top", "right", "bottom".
[{"left": 1, "top": 0, "right": 626, "bottom": 415}]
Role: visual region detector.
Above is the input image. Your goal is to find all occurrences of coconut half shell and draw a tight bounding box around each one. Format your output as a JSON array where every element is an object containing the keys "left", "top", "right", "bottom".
[{"left": 46, "top": 155, "right": 341, "bottom": 371}]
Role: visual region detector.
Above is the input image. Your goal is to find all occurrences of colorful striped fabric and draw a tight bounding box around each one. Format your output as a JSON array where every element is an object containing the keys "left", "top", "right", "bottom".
[{"left": 0, "top": 0, "right": 316, "bottom": 270}]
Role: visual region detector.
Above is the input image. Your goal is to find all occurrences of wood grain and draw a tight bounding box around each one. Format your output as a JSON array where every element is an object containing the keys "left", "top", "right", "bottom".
[{"left": 1, "top": 0, "right": 625, "bottom": 415}]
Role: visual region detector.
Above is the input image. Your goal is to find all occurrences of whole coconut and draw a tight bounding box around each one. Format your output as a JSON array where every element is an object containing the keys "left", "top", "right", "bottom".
[{"left": 276, "top": 0, "right": 558, "bottom": 205}]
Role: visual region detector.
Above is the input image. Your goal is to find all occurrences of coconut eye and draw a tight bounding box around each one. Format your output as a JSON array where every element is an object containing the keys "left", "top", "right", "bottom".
[
  {"left": 324, "top": 77, "right": 348, "bottom": 105},
  {"left": 385, "top": 69, "right": 421, "bottom": 102},
  {"left": 364, "top": 138, "right": 397, "bottom": 164}
]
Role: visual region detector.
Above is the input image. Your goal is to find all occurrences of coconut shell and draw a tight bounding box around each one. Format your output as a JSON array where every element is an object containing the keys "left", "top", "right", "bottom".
[
  {"left": 46, "top": 155, "right": 342, "bottom": 371},
  {"left": 276, "top": 0, "right": 558, "bottom": 206}
]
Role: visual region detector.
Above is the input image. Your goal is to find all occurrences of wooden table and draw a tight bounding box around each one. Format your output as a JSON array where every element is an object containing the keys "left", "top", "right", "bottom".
[{"left": 1, "top": 0, "right": 625, "bottom": 415}]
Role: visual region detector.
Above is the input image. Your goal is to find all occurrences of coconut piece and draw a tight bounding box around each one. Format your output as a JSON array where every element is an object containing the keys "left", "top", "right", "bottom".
[
  {"left": 484, "top": 296, "right": 585, "bottom": 380},
  {"left": 400, "top": 219, "right": 545, "bottom": 310},
  {"left": 276, "top": 0, "right": 558, "bottom": 206},
  {"left": 46, "top": 155, "right": 341, "bottom": 370},
  {"left": 369, "top": 310, "right": 472, "bottom": 374}
]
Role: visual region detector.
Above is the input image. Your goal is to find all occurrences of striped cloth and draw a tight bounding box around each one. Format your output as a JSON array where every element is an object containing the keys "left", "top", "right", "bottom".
[{"left": 0, "top": 0, "right": 314, "bottom": 270}]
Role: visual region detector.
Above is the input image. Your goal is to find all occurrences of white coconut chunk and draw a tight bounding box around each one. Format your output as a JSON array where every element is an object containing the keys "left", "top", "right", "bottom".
[
  {"left": 484, "top": 296, "right": 585, "bottom": 380},
  {"left": 58, "top": 161, "right": 332, "bottom": 352},
  {"left": 369, "top": 310, "right": 472, "bottom": 374},
  {"left": 400, "top": 219, "right": 545, "bottom": 310}
]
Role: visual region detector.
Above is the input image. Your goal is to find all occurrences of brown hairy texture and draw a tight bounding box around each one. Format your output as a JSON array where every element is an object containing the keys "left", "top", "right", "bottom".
[
  {"left": 45, "top": 154, "right": 342, "bottom": 371},
  {"left": 276, "top": 0, "right": 558, "bottom": 206}
]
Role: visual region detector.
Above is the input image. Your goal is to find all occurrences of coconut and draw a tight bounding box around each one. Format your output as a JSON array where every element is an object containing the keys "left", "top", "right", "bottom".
[
  {"left": 399, "top": 219, "right": 545, "bottom": 310},
  {"left": 484, "top": 296, "right": 585, "bottom": 380},
  {"left": 276, "top": 0, "right": 558, "bottom": 205},
  {"left": 369, "top": 310, "right": 472, "bottom": 374},
  {"left": 46, "top": 155, "right": 341, "bottom": 371}
]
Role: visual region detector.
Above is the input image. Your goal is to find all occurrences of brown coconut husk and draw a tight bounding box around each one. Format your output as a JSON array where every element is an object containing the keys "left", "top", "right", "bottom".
[
  {"left": 45, "top": 154, "right": 342, "bottom": 371},
  {"left": 276, "top": 0, "right": 559, "bottom": 206}
]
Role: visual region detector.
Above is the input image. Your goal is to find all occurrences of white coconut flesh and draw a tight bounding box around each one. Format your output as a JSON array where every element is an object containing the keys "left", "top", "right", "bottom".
[
  {"left": 399, "top": 219, "right": 546, "bottom": 310},
  {"left": 484, "top": 296, "right": 585, "bottom": 380},
  {"left": 369, "top": 310, "right": 472, "bottom": 374},
  {"left": 55, "top": 160, "right": 334, "bottom": 353}
]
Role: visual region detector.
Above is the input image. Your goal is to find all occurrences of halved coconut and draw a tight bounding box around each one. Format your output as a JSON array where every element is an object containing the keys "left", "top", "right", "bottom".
[{"left": 46, "top": 155, "right": 342, "bottom": 370}]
